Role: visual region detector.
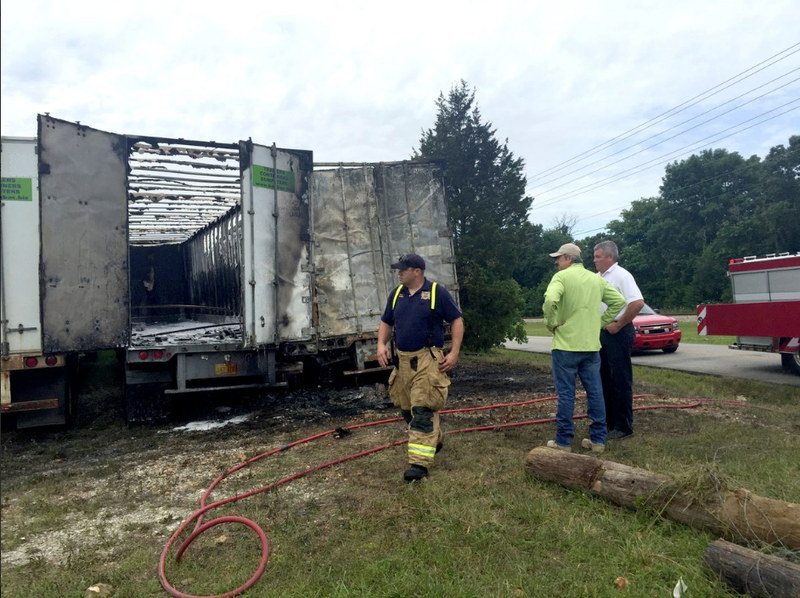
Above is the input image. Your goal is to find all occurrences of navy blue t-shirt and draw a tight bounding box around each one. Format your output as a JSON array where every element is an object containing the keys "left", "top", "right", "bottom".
[{"left": 381, "top": 278, "right": 462, "bottom": 351}]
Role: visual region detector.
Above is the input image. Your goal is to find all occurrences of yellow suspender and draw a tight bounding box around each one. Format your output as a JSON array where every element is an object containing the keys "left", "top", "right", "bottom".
[
  {"left": 392, "top": 285, "right": 404, "bottom": 310},
  {"left": 391, "top": 282, "right": 437, "bottom": 310}
]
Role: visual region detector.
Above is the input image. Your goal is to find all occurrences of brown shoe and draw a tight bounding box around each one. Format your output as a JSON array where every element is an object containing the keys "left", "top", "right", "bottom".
[
  {"left": 581, "top": 438, "right": 606, "bottom": 453},
  {"left": 546, "top": 440, "right": 571, "bottom": 452}
]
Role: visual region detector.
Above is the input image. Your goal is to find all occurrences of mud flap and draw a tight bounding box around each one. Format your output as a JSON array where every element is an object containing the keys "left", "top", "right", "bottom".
[
  {"left": 125, "top": 382, "right": 172, "bottom": 423},
  {"left": 124, "top": 364, "right": 173, "bottom": 423},
  {"left": 13, "top": 368, "right": 69, "bottom": 429}
]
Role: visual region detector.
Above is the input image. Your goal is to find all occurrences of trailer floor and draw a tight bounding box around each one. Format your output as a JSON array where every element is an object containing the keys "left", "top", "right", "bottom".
[{"left": 130, "top": 318, "right": 243, "bottom": 347}]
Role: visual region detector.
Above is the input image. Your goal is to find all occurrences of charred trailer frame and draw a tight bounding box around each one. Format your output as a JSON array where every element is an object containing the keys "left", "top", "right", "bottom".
[
  {"left": 1, "top": 115, "right": 459, "bottom": 427},
  {"left": 124, "top": 135, "right": 316, "bottom": 421}
]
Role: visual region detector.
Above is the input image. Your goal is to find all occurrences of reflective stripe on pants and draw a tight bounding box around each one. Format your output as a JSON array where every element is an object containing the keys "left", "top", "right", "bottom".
[{"left": 388, "top": 347, "right": 450, "bottom": 468}]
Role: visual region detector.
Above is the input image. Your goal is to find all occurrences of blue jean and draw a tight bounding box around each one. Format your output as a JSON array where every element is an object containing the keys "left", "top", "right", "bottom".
[{"left": 551, "top": 350, "right": 607, "bottom": 447}]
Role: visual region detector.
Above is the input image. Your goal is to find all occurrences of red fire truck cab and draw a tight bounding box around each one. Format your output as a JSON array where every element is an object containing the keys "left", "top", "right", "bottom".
[{"left": 697, "top": 252, "right": 800, "bottom": 375}]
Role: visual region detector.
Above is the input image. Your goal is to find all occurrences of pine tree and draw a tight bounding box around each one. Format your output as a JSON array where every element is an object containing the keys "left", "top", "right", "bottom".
[{"left": 415, "top": 81, "right": 532, "bottom": 349}]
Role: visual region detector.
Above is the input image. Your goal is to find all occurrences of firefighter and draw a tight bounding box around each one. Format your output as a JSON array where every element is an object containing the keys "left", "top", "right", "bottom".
[{"left": 377, "top": 253, "right": 464, "bottom": 482}]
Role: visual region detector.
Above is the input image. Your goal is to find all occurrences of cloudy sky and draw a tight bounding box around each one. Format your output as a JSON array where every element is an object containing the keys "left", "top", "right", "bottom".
[{"left": 2, "top": 0, "right": 798, "bottom": 237}]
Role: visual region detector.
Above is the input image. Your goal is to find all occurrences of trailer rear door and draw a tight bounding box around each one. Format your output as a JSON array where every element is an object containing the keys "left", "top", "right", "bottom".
[
  {"left": 1, "top": 137, "right": 42, "bottom": 355},
  {"left": 240, "top": 142, "right": 314, "bottom": 346},
  {"left": 311, "top": 162, "right": 458, "bottom": 339},
  {"left": 312, "top": 166, "right": 387, "bottom": 337},
  {"left": 37, "top": 115, "right": 129, "bottom": 351},
  {"left": 376, "top": 162, "right": 458, "bottom": 296}
]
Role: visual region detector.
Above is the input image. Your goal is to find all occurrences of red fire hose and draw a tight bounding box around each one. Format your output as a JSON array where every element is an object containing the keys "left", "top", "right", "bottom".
[{"left": 159, "top": 393, "right": 709, "bottom": 597}]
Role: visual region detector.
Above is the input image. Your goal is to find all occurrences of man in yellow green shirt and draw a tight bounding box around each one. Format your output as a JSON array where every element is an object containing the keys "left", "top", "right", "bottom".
[{"left": 542, "top": 243, "right": 626, "bottom": 453}]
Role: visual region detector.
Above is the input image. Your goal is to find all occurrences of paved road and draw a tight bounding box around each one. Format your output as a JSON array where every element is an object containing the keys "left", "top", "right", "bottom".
[{"left": 505, "top": 337, "right": 800, "bottom": 388}]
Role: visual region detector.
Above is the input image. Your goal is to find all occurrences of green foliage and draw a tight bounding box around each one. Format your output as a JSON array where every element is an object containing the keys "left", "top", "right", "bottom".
[
  {"left": 458, "top": 260, "right": 526, "bottom": 350},
  {"left": 416, "top": 81, "right": 532, "bottom": 348},
  {"left": 515, "top": 221, "right": 607, "bottom": 316},
  {"left": 416, "top": 80, "right": 532, "bottom": 239},
  {"left": 568, "top": 136, "right": 800, "bottom": 309},
  {"left": 419, "top": 82, "right": 797, "bottom": 326}
]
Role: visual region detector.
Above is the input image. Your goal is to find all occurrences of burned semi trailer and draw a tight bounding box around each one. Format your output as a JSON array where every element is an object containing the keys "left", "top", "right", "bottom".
[{"left": 0, "top": 115, "right": 458, "bottom": 425}]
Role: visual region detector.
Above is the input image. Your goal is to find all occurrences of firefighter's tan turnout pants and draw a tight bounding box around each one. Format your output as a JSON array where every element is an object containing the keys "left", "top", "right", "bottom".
[{"left": 388, "top": 347, "right": 451, "bottom": 469}]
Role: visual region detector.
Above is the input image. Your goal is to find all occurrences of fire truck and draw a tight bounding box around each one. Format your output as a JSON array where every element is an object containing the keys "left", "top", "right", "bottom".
[{"left": 697, "top": 252, "right": 800, "bottom": 375}]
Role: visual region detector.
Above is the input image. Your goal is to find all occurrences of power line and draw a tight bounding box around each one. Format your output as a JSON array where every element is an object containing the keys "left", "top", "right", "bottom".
[
  {"left": 530, "top": 100, "right": 799, "bottom": 210},
  {"left": 571, "top": 176, "right": 780, "bottom": 238},
  {"left": 571, "top": 160, "right": 756, "bottom": 225},
  {"left": 528, "top": 42, "right": 800, "bottom": 182},
  {"left": 531, "top": 71, "right": 799, "bottom": 192}
]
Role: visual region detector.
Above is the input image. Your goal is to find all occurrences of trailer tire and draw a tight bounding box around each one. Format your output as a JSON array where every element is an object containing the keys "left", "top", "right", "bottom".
[{"left": 781, "top": 351, "right": 800, "bottom": 376}]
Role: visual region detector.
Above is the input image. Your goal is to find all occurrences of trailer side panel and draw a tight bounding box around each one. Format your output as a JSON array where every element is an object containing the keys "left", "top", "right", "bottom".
[
  {"left": 312, "top": 166, "right": 385, "bottom": 337},
  {"left": 240, "top": 143, "right": 314, "bottom": 346},
  {"left": 1, "top": 137, "right": 42, "bottom": 355},
  {"left": 376, "top": 163, "right": 458, "bottom": 296}
]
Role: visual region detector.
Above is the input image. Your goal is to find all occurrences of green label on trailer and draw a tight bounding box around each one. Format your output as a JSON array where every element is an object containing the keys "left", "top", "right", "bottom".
[
  {"left": 1, "top": 177, "right": 33, "bottom": 201},
  {"left": 253, "top": 165, "right": 295, "bottom": 193}
]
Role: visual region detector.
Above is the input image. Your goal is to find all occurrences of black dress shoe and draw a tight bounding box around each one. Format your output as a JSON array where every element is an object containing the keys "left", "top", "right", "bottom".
[
  {"left": 404, "top": 464, "right": 429, "bottom": 482},
  {"left": 607, "top": 429, "right": 634, "bottom": 440}
]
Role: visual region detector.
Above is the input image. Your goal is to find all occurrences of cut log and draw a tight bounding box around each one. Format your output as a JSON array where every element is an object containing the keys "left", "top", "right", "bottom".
[
  {"left": 524, "top": 447, "right": 800, "bottom": 548},
  {"left": 704, "top": 539, "right": 800, "bottom": 598}
]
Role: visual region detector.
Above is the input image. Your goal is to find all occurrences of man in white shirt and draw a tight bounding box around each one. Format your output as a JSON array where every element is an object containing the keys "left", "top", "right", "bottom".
[{"left": 593, "top": 241, "right": 644, "bottom": 440}]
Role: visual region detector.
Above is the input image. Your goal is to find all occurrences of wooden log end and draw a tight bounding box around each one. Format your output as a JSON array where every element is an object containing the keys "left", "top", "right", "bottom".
[
  {"left": 524, "top": 446, "right": 605, "bottom": 490},
  {"left": 704, "top": 539, "right": 800, "bottom": 598}
]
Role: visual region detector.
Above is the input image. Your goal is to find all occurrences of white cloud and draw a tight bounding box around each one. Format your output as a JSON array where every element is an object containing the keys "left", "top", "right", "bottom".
[{"left": 2, "top": 0, "right": 798, "bottom": 237}]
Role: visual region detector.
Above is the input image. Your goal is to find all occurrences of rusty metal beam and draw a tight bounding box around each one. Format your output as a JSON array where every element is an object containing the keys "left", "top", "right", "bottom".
[{"left": 1, "top": 399, "right": 60, "bottom": 412}]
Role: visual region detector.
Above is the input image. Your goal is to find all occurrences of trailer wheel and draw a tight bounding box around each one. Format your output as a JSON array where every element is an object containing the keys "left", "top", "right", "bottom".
[{"left": 781, "top": 351, "right": 800, "bottom": 376}]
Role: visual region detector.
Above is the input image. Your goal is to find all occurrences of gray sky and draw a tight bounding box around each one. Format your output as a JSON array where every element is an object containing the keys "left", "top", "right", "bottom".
[{"left": 2, "top": 0, "right": 798, "bottom": 237}]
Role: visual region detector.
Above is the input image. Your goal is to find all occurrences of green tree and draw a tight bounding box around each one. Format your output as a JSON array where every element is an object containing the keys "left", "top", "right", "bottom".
[
  {"left": 516, "top": 223, "right": 574, "bottom": 316},
  {"left": 755, "top": 135, "right": 800, "bottom": 253},
  {"left": 602, "top": 136, "right": 798, "bottom": 308},
  {"left": 605, "top": 197, "right": 671, "bottom": 306},
  {"left": 416, "top": 81, "right": 532, "bottom": 349}
]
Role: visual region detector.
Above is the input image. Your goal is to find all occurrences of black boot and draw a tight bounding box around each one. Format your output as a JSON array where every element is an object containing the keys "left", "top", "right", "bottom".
[{"left": 403, "top": 464, "right": 429, "bottom": 482}]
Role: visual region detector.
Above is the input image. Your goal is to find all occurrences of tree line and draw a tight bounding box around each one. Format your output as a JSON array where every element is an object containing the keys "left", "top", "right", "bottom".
[{"left": 415, "top": 81, "right": 799, "bottom": 350}]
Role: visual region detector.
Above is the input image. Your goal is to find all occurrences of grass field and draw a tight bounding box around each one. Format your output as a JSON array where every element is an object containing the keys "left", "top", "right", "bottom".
[{"left": 2, "top": 351, "right": 798, "bottom": 597}]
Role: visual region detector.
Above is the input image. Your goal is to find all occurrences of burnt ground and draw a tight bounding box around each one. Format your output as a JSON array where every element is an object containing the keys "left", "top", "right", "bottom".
[
  {"left": 0, "top": 356, "right": 560, "bottom": 570},
  {"left": 0, "top": 357, "right": 557, "bottom": 483}
]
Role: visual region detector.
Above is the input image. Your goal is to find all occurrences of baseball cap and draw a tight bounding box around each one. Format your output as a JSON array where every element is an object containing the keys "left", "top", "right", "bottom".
[
  {"left": 549, "top": 243, "right": 581, "bottom": 258},
  {"left": 391, "top": 253, "right": 426, "bottom": 270}
]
